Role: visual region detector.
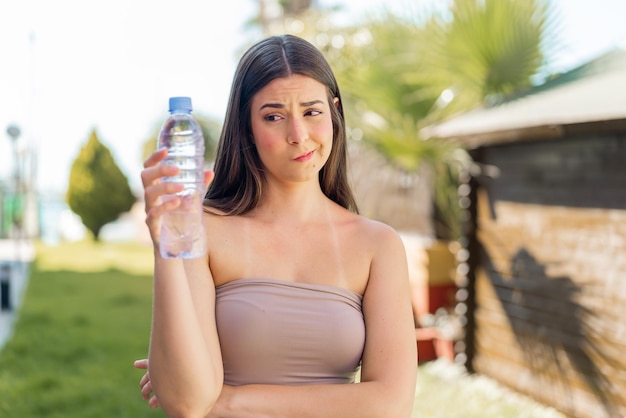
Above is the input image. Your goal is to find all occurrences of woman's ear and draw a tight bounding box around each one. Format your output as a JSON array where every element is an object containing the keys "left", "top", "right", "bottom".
[{"left": 333, "top": 97, "right": 340, "bottom": 109}]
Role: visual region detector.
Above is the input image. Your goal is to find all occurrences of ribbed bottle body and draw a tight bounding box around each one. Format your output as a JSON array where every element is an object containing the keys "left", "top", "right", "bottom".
[{"left": 157, "top": 98, "right": 205, "bottom": 258}]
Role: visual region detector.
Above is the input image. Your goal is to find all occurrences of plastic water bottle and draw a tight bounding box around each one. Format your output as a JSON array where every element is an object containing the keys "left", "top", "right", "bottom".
[{"left": 157, "top": 96, "right": 205, "bottom": 258}]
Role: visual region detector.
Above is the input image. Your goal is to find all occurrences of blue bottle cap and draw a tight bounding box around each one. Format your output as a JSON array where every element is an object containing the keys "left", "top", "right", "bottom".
[{"left": 169, "top": 97, "right": 192, "bottom": 113}]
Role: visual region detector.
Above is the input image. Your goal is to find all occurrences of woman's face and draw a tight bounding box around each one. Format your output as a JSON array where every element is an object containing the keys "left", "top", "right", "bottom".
[{"left": 250, "top": 74, "right": 337, "bottom": 185}]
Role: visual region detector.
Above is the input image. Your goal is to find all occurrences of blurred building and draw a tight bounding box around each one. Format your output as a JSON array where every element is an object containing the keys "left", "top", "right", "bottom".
[
  {"left": 348, "top": 142, "right": 433, "bottom": 236},
  {"left": 422, "top": 48, "right": 626, "bottom": 418}
]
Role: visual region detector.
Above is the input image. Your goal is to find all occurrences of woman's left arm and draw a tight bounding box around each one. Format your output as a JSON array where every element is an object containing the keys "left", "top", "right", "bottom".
[{"left": 212, "top": 223, "right": 417, "bottom": 418}]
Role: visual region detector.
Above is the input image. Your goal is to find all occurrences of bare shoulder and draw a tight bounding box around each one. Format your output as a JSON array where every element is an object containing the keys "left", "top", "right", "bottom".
[
  {"left": 200, "top": 205, "right": 236, "bottom": 248},
  {"left": 350, "top": 215, "right": 409, "bottom": 292},
  {"left": 351, "top": 214, "right": 405, "bottom": 252}
]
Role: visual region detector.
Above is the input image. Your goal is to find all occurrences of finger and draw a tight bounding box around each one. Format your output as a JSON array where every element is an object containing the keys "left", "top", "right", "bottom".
[
  {"left": 134, "top": 359, "right": 148, "bottom": 370},
  {"left": 143, "top": 148, "right": 168, "bottom": 169},
  {"left": 144, "top": 196, "right": 183, "bottom": 246},
  {"left": 144, "top": 181, "right": 184, "bottom": 210},
  {"left": 141, "top": 379, "right": 153, "bottom": 401},
  {"left": 141, "top": 163, "right": 180, "bottom": 190},
  {"left": 149, "top": 395, "right": 160, "bottom": 409},
  {"left": 139, "top": 371, "right": 150, "bottom": 388},
  {"left": 145, "top": 194, "right": 182, "bottom": 228},
  {"left": 144, "top": 182, "right": 185, "bottom": 226}
]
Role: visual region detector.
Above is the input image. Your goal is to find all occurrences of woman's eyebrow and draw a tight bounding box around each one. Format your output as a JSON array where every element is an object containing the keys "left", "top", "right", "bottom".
[
  {"left": 259, "top": 99, "right": 324, "bottom": 111},
  {"left": 300, "top": 99, "right": 324, "bottom": 107}
]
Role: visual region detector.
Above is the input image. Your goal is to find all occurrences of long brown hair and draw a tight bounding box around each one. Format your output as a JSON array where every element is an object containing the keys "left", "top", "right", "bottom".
[{"left": 205, "top": 34, "right": 358, "bottom": 214}]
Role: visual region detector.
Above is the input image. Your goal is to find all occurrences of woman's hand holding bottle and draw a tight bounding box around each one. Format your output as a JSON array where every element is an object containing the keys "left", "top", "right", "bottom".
[{"left": 140, "top": 149, "right": 214, "bottom": 253}]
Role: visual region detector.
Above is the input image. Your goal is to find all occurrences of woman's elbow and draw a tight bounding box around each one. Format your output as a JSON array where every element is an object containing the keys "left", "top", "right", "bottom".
[
  {"left": 374, "top": 382, "right": 415, "bottom": 418},
  {"left": 159, "top": 384, "right": 221, "bottom": 418},
  {"left": 378, "top": 397, "right": 414, "bottom": 418},
  {"left": 393, "top": 397, "right": 415, "bottom": 418},
  {"left": 160, "top": 396, "right": 217, "bottom": 418}
]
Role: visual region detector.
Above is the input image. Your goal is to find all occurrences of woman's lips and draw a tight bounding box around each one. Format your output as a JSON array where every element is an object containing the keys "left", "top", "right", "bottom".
[{"left": 294, "top": 150, "right": 314, "bottom": 162}]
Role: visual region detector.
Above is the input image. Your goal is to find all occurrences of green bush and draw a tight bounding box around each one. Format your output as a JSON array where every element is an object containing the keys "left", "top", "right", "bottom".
[{"left": 66, "top": 129, "right": 136, "bottom": 241}]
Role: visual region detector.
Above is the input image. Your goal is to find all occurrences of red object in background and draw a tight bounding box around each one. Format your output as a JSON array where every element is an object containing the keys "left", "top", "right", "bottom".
[
  {"left": 416, "top": 327, "right": 438, "bottom": 363},
  {"left": 414, "top": 283, "right": 457, "bottom": 363},
  {"left": 427, "top": 283, "right": 457, "bottom": 314}
]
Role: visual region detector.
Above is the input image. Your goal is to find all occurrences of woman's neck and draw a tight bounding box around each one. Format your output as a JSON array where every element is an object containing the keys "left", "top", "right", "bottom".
[{"left": 252, "top": 180, "right": 332, "bottom": 224}]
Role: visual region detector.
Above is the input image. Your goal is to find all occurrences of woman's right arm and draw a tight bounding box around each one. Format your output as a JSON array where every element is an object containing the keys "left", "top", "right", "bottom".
[{"left": 141, "top": 149, "right": 223, "bottom": 417}]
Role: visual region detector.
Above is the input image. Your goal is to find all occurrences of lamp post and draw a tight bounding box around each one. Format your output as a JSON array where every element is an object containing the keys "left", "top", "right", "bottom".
[{"left": 6, "top": 124, "right": 21, "bottom": 236}]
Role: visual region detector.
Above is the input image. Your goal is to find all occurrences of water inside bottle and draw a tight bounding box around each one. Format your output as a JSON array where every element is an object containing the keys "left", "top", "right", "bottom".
[
  {"left": 161, "top": 132, "right": 204, "bottom": 192},
  {"left": 160, "top": 193, "right": 204, "bottom": 258}
]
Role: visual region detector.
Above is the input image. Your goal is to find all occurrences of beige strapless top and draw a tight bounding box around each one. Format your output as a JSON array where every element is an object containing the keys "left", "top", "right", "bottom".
[{"left": 215, "top": 278, "right": 365, "bottom": 386}]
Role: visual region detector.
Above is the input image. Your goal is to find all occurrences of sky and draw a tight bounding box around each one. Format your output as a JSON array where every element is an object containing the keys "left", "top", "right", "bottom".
[{"left": 1, "top": 0, "right": 625, "bottom": 196}]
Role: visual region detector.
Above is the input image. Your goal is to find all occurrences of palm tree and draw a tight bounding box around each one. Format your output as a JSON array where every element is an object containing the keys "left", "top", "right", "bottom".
[{"left": 332, "top": 0, "right": 560, "bottom": 239}]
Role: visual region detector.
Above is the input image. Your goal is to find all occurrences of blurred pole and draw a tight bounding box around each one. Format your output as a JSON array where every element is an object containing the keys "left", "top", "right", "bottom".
[
  {"left": 6, "top": 124, "right": 21, "bottom": 270},
  {"left": 0, "top": 263, "right": 10, "bottom": 311}
]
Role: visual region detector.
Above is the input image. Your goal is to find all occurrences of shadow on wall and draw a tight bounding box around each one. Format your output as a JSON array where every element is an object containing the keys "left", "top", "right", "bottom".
[{"left": 484, "top": 246, "right": 618, "bottom": 417}]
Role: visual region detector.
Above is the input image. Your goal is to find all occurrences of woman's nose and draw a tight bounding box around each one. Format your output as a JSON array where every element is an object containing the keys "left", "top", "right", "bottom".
[{"left": 287, "top": 117, "right": 307, "bottom": 144}]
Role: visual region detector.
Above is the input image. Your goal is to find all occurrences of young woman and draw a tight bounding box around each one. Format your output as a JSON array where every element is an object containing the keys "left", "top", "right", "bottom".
[{"left": 136, "top": 34, "right": 417, "bottom": 418}]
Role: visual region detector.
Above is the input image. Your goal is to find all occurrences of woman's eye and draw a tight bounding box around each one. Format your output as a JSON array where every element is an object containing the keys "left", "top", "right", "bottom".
[
  {"left": 305, "top": 109, "right": 322, "bottom": 117},
  {"left": 264, "top": 114, "right": 283, "bottom": 122}
]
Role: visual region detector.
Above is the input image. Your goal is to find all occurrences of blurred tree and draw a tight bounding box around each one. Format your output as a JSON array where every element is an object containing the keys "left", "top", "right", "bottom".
[
  {"left": 279, "top": 0, "right": 313, "bottom": 16},
  {"left": 66, "top": 129, "right": 136, "bottom": 241},
  {"left": 252, "top": 0, "right": 322, "bottom": 35},
  {"left": 141, "top": 114, "right": 222, "bottom": 165},
  {"left": 332, "top": 0, "right": 559, "bottom": 239}
]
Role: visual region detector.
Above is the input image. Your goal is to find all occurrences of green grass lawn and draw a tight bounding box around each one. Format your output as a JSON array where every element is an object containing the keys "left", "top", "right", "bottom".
[
  {"left": 0, "top": 240, "right": 563, "bottom": 417},
  {"left": 0, "top": 240, "right": 165, "bottom": 418}
]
